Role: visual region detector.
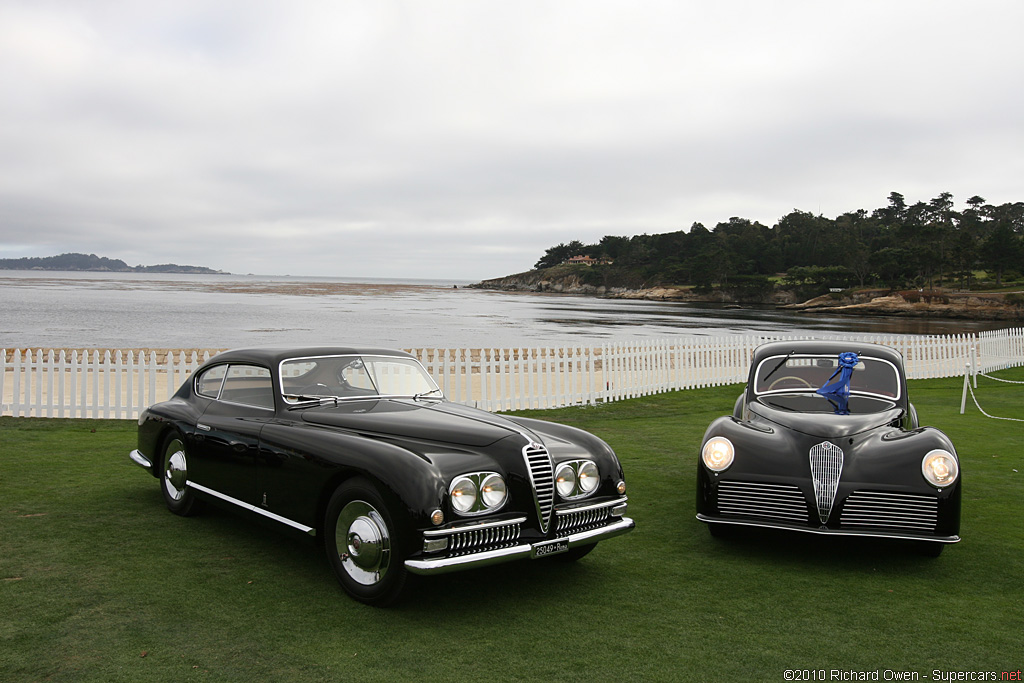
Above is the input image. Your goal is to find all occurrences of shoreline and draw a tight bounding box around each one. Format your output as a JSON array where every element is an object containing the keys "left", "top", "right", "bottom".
[{"left": 471, "top": 275, "right": 1024, "bottom": 322}]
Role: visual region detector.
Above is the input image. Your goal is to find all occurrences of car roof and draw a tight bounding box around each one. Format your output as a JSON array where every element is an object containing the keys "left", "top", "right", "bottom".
[
  {"left": 205, "top": 346, "right": 417, "bottom": 367},
  {"left": 750, "top": 340, "right": 906, "bottom": 367}
]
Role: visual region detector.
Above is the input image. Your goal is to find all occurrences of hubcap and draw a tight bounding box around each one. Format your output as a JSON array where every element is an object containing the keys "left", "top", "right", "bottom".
[
  {"left": 335, "top": 500, "right": 391, "bottom": 586},
  {"left": 163, "top": 439, "right": 188, "bottom": 501}
]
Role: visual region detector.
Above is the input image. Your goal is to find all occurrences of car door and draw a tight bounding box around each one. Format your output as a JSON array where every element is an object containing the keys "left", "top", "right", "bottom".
[{"left": 192, "top": 363, "right": 275, "bottom": 506}]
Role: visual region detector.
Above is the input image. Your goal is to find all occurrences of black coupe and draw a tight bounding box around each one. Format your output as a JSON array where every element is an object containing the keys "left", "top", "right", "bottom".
[
  {"left": 696, "top": 340, "right": 960, "bottom": 554},
  {"left": 130, "top": 347, "right": 634, "bottom": 604}
]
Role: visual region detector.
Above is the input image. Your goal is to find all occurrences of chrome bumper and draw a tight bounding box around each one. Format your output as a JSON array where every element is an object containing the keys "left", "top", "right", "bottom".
[
  {"left": 696, "top": 514, "right": 960, "bottom": 543},
  {"left": 404, "top": 516, "right": 635, "bottom": 576},
  {"left": 129, "top": 449, "right": 153, "bottom": 470}
]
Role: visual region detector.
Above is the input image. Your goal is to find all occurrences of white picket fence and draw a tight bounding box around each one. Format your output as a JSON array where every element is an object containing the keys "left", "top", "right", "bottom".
[{"left": 3, "top": 328, "right": 1023, "bottom": 419}]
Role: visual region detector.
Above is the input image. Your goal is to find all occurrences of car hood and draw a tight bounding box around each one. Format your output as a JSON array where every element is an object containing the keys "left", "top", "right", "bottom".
[
  {"left": 297, "top": 399, "right": 531, "bottom": 447},
  {"left": 749, "top": 394, "right": 904, "bottom": 439}
]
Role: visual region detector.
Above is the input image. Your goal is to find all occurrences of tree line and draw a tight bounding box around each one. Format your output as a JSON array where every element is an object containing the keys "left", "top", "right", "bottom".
[
  {"left": 534, "top": 192, "right": 1024, "bottom": 297},
  {"left": 0, "top": 252, "right": 224, "bottom": 274}
]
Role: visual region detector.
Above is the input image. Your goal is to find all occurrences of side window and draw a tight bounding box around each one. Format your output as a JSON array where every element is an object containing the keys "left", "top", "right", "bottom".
[
  {"left": 195, "top": 365, "right": 227, "bottom": 398},
  {"left": 220, "top": 365, "right": 274, "bottom": 409}
]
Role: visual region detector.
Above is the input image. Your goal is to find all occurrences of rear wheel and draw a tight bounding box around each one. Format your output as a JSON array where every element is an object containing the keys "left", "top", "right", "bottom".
[
  {"left": 161, "top": 432, "right": 203, "bottom": 516},
  {"left": 324, "top": 478, "right": 408, "bottom": 606}
]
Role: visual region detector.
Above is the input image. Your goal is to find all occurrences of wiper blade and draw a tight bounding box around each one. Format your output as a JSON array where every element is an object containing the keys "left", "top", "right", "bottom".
[
  {"left": 411, "top": 389, "right": 444, "bottom": 401},
  {"left": 284, "top": 395, "right": 339, "bottom": 406},
  {"left": 762, "top": 350, "right": 795, "bottom": 383}
]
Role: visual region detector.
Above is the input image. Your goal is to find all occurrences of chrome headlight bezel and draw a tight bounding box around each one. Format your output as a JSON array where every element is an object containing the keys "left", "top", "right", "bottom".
[
  {"left": 554, "top": 460, "right": 600, "bottom": 500},
  {"left": 702, "top": 436, "right": 735, "bottom": 472},
  {"left": 448, "top": 471, "right": 508, "bottom": 516},
  {"left": 921, "top": 449, "right": 959, "bottom": 488}
]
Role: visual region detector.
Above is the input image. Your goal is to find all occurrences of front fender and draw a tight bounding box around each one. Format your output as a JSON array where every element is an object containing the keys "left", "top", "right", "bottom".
[{"left": 258, "top": 422, "right": 450, "bottom": 536}]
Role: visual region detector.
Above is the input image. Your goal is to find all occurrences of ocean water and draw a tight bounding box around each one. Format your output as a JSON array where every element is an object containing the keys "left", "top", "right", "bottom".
[{"left": 0, "top": 270, "right": 1007, "bottom": 350}]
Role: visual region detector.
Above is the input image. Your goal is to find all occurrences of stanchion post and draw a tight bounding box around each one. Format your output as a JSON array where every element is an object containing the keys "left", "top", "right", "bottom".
[
  {"left": 970, "top": 346, "right": 978, "bottom": 388},
  {"left": 960, "top": 362, "right": 970, "bottom": 415}
]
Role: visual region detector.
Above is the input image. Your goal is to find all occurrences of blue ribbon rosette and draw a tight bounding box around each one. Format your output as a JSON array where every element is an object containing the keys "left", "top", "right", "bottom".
[{"left": 816, "top": 352, "right": 859, "bottom": 413}]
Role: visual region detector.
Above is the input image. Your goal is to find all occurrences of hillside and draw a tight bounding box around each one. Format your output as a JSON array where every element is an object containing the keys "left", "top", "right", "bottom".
[{"left": 0, "top": 252, "right": 226, "bottom": 274}]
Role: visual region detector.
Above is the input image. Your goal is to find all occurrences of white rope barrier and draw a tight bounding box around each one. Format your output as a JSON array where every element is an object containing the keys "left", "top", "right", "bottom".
[
  {"left": 960, "top": 363, "right": 1024, "bottom": 422},
  {"left": 978, "top": 372, "right": 1024, "bottom": 385}
]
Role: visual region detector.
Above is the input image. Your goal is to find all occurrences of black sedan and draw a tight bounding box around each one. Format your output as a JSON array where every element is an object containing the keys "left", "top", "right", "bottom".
[
  {"left": 696, "top": 340, "right": 960, "bottom": 554},
  {"left": 130, "top": 346, "right": 634, "bottom": 604}
]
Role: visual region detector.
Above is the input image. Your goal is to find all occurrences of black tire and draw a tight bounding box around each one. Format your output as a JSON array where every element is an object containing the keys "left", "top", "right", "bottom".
[
  {"left": 708, "top": 523, "right": 734, "bottom": 539},
  {"left": 915, "top": 541, "right": 944, "bottom": 557},
  {"left": 324, "top": 478, "right": 409, "bottom": 606},
  {"left": 160, "top": 431, "right": 203, "bottom": 517},
  {"left": 552, "top": 542, "right": 597, "bottom": 562}
]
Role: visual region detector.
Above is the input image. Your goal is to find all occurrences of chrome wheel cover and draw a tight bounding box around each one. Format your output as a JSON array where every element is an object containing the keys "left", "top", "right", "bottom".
[
  {"left": 335, "top": 500, "right": 391, "bottom": 586},
  {"left": 163, "top": 438, "right": 188, "bottom": 501}
]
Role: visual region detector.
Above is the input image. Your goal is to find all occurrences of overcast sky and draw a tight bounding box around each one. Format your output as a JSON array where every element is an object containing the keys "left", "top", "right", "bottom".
[{"left": 2, "top": 1, "right": 1022, "bottom": 281}]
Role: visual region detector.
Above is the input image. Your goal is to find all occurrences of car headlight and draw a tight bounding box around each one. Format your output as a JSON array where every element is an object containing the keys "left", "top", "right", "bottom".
[
  {"left": 449, "top": 472, "right": 507, "bottom": 515},
  {"left": 702, "top": 436, "right": 734, "bottom": 472},
  {"left": 555, "top": 463, "right": 576, "bottom": 497},
  {"left": 577, "top": 460, "right": 599, "bottom": 494},
  {"left": 922, "top": 449, "right": 959, "bottom": 488},
  {"left": 555, "top": 460, "right": 600, "bottom": 499},
  {"left": 449, "top": 476, "right": 477, "bottom": 513},
  {"left": 480, "top": 473, "right": 507, "bottom": 509}
]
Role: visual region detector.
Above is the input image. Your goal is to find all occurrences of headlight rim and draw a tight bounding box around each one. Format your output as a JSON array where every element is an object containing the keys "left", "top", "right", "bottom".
[
  {"left": 449, "top": 475, "right": 478, "bottom": 514},
  {"left": 479, "top": 472, "right": 508, "bottom": 510},
  {"left": 702, "top": 436, "right": 735, "bottom": 472},
  {"left": 921, "top": 448, "right": 959, "bottom": 488}
]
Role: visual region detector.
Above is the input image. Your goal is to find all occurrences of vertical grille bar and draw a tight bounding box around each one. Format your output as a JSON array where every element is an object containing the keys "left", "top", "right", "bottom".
[
  {"left": 523, "top": 443, "right": 555, "bottom": 533},
  {"left": 809, "top": 441, "right": 844, "bottom": 524}
]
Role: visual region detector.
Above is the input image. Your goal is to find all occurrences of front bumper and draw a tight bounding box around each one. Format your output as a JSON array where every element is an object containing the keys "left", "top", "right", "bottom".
[
  {"left": 404, "top": 516, "right": 635, "bottom": 575},
  {"left": 129, "top": 449, "right": 153, "bottom": 471},
  {"left": 696, "top": 514, "right": 960, "bottom": 544}
]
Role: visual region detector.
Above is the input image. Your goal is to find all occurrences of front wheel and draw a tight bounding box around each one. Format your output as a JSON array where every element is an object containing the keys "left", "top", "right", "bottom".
[
  {"left": 324, "top": 478, "right": 409, "bottom": 606},
  {"left": 161, "top": 432, "right": 203, "bottom": 516},
  {"left": 915, "top": 541, "right": 945, "bottom": 557}
]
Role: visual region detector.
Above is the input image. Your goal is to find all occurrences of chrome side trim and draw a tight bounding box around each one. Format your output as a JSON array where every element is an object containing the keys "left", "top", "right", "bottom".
[
  {"left": 187, "top": 481, "right": 316, "bottom": 536},
  {"left": 554, "top": 496, "right": 628, "bottom": 516},
  {"left": 423, "top": 516, "right": 528, "bottom": 538},
  {"left": 129, "top": 449, "right": 153, "bottom": 470},
  {"left": 404, "top": 516, "right": 635, "bottom": 576},
  {"left": 696, "top": 514, "right": 959, "bottom": 543}
]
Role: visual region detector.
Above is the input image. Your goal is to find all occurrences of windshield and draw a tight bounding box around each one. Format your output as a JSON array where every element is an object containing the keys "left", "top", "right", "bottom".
[
  {"left": 280, "top": 354, "right": 441, "bottom": 404},
  {"left": 753, "top": 354, "right": 900, "bottom": 400}
]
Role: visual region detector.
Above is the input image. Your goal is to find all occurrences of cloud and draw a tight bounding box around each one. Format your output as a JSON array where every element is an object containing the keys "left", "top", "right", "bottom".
[{"left": 2, "top": 1, "right": 1023, "bottom": 279}]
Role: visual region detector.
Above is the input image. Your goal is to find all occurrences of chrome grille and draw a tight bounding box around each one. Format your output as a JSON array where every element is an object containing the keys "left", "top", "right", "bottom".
[
  {"left": 447, "top": 520, "right": 522, "bottom": 554},
  {"left": 840, "top": 491, "right": 938, "bottom": 532},
  {"left": 809, "top": 441, "right": 844, "bottom": 524},
  {"left": 555, "top": 505, "right": 611, "bottom": 534},
  {"left": 524, "top": 443, "right": 555, "bottom": 533},
  {"left": 717, "top": 481, "right": 809, "bottom": 523}
]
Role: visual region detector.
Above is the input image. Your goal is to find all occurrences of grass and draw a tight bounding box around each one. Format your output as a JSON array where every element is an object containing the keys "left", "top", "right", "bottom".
[{"left": 2, "top": 369, "right": 1023, "bottom": 682}]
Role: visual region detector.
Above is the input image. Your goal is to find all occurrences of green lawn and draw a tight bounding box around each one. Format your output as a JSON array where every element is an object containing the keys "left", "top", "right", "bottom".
[{"left": 2, "top": 369, "right": 1022, "bottom": 682}]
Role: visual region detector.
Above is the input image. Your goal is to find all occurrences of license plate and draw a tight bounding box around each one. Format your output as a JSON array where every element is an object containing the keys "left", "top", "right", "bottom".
[{"left": 531, "top": 538, "right": 569, "bottom": 558}]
